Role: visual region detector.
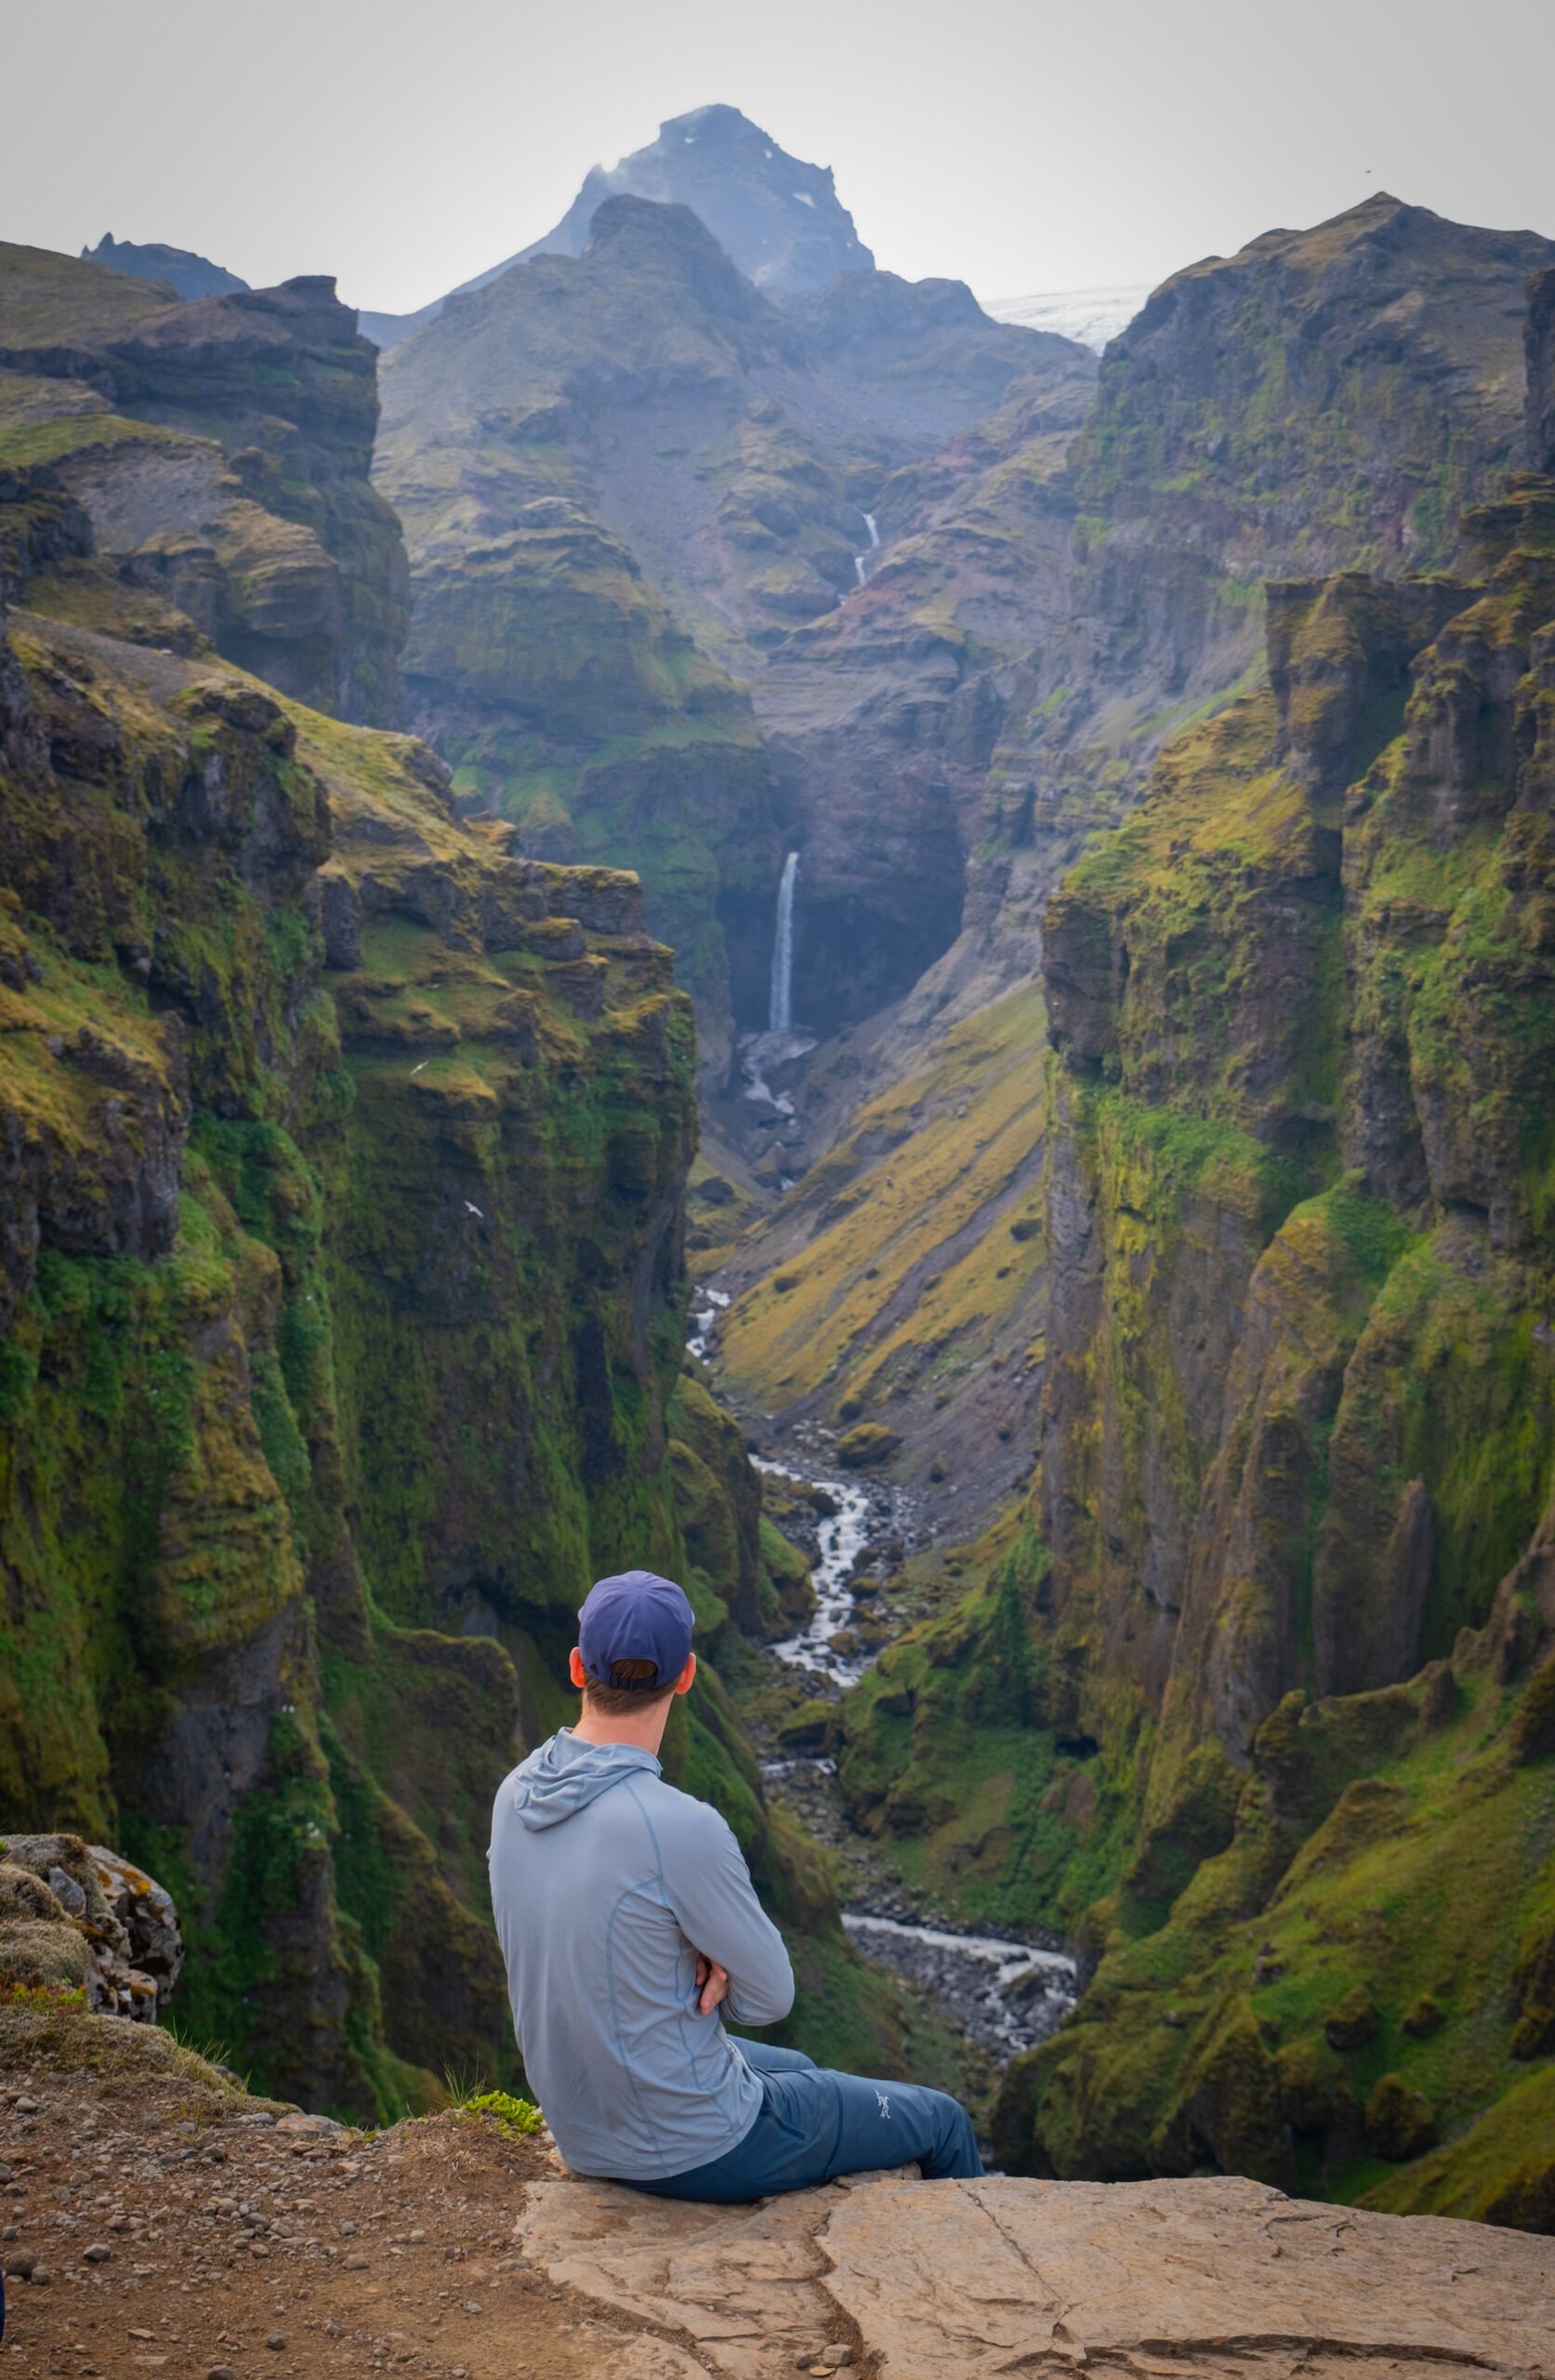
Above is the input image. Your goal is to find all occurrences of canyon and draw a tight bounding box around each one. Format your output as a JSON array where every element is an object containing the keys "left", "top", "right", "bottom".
[{"left": 1, "top": 107, "right": 1552, "bottom": 2265}]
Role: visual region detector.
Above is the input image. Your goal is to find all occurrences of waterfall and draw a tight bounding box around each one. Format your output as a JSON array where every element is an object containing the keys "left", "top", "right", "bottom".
[
  {"left": 851, "top": 509, "right": 882, "bottom": 589},
  {"left": 769, "top": 850, "right": 800, "bottom": 1033}
]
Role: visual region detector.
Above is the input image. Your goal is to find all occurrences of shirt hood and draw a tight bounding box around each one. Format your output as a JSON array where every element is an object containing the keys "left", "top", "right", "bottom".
[{"left": 507, "top": 1730, "right": 661, "bottom": 1831}]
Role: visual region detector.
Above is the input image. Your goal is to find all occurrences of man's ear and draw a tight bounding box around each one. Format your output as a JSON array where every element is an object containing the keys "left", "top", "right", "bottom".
[
  {"left": 673, "top": 1651, "right": 697, "bottom": 1697},
  {"left": 569, "top": 1646, "right": 587, "bottom": 1689}
]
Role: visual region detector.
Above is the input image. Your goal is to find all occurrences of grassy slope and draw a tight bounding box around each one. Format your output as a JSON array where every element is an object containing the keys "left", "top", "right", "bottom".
[
  {"left": 715, "top": 987, "right": 1048, "bottom": 1514},
  {"left": 0, "top": 242, "right": 169, "bottom": 344}
]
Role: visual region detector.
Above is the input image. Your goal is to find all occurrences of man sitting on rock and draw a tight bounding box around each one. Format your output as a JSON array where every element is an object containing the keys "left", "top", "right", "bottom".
[{"left": 489, "top": 1568, "right": 982, "bottom": 2202}]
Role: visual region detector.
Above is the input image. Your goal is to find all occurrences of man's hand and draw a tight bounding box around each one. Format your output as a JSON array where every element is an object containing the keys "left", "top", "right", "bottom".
[{"left": 694, "top": 1952, "right": 730, "bottom": 2016}]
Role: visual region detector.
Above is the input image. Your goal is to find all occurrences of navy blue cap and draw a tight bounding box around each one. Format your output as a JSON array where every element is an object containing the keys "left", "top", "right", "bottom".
[{"left": 578, "top": 1569, "right": 695, "bottom": 1691}]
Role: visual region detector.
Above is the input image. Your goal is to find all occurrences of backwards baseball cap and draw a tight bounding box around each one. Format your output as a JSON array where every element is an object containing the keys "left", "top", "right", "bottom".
[{"left": 577, "top": 1568, "right": 695, "bottom": 1692}]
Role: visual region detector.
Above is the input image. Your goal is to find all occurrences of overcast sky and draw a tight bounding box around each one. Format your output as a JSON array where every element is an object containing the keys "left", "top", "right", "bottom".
[{"left": 5, "top": 0, "right": 1553, "bottom": 315}]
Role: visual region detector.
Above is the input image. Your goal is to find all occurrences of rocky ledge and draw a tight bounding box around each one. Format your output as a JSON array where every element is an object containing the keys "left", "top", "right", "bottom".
[
  {"left": 515, "top": 2166, "right": 1555, "bottom": 2377},
  {"left": 4, "top": 2042, "right": 1552, "bottom": 2380}
]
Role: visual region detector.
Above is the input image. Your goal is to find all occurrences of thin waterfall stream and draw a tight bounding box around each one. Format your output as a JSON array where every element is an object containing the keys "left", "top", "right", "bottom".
[
  {"left": 768, "top": 850, "right": 800, "bottom": 1033},
  {"left": 851, "top": 509, "right": 882, "bottom": 588}
]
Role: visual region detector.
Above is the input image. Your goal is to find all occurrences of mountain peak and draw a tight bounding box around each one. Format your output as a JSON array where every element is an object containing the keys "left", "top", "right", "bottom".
[
  {"left": 361, "top": 104, "right": 876, "bottom": 350},
  {"left": 533, "top": 103, "right": 874, "bottom": 295}
]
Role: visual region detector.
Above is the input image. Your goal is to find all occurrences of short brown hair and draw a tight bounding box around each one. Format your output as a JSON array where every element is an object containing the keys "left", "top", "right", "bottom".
[{"left": 581, "top": 1657, "right": 676, "bottom": 1718}]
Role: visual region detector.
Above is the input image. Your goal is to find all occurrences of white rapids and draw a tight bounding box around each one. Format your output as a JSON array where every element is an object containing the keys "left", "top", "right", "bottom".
[
  {"left": 687, "top": 1285, "right": 731, "bottom": 1362},
  {"left": 840, "top": 1912, "right": 1077, "bottom": 2059},
  {"left": 755, "top": 1457, "right": 879, "bottom": 1687}
]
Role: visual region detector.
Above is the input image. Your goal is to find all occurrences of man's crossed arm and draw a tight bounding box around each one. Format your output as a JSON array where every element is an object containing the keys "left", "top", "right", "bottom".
[{"left": 662, "top": 1802, "right": 796, "bottom": 2027}]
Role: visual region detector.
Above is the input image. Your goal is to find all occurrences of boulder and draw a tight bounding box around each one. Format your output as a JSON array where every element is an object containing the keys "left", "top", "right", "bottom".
[{"left": 0, "top": 1835, "right": 181, "bottom": 2020}]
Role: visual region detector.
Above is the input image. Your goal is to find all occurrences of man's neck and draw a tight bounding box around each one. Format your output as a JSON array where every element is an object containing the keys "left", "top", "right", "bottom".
[{"left": 570, "top": 1706, "right": 672, "bottom": 1757}]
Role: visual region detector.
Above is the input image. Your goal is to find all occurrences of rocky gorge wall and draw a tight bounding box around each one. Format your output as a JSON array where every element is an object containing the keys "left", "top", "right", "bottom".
[
  {"left": 0, "top": 258, "right": 910, "bottom": 2116},
  {"left": 706, "top": 194, "right": 1555, "bottom": 1532},
  {"left": 827, "top": 273, "right": 1555, "bottom": 2226}
]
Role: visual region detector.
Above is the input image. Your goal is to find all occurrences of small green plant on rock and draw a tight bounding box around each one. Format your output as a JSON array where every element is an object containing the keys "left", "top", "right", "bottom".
[
  {"left": 451, "top": 2088, "right": 544, "bottom": 2139},
  {"left": 0, "top": 1979, "right": 87, "bottom": 2012}
]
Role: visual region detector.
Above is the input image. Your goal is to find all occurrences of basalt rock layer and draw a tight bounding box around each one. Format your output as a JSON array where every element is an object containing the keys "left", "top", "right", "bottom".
[{"left": 0, "top": 242, "right": 407, "bottom": 724}]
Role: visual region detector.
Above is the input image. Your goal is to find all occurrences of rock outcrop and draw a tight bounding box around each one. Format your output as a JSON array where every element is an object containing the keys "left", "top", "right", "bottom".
[
  {"left": 81, "top": 233, "right": 249, "bottom": 303},
  {"left": 0, "top": 1833, "right": 182, "bottom": 2017},
  {"left": 514, "top": 2168, "right": 1555, "bottom": 2376},
  {"left": 0, "top": 242, "right": 407, "bottom": 723}
]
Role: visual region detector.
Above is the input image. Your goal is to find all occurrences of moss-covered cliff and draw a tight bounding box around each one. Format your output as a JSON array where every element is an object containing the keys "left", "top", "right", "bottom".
[
  {"left": 702, "top": 196, "right": 1555, "bottom": 1530},
  {"left": 0, "top": 273, "right": 914, "bottom": 2112},
  {"left": 831, "top": 275, "right": 1555, "bottom": 2222}
]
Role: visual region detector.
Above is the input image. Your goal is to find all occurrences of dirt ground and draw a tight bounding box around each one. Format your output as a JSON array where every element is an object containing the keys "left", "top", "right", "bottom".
[{"left": 0, "top": 2067, "right": 719, "bottom": 2380}]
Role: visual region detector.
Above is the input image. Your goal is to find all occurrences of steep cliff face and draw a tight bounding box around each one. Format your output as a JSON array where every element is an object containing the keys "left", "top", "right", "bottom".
[
  {"left": 0, "top": 288, "right": 908, "bottom": 2112},
  {"left": 0, "top": 244, "right": 407, "bottom": 724},
  {"left": 0, "top": 556, "right": 687, "bottom": 2097},
  {"left": 831, "top": 284, "right": 1555, "bottom": 2219},
  {"left": 1003, "top": 195, "right": 1555, "bottom": 826}
]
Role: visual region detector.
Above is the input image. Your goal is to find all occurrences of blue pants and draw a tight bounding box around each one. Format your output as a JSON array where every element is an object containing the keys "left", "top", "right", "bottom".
[{"left": 625, "top": 2042, "right": 983, "bottom": 2203}]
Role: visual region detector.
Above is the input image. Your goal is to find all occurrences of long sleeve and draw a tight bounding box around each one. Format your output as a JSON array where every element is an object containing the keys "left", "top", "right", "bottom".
[{"left": 660, "top": 1802, "right": 795, "bottom": 2026}]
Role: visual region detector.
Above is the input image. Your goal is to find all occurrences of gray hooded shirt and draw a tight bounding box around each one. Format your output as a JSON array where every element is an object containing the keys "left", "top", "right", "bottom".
[{"left": 488, "top": 1730, "right": 796, "bottom": 2180}]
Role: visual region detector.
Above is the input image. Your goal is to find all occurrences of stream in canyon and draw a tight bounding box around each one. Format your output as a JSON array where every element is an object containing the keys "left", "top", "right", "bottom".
[{"left": 689, "top": 1286, "right": 1077, "bottom": 2074}]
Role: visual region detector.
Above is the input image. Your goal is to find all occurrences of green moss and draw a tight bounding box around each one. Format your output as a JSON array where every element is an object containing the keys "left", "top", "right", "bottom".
[{"left": 453, "top": 2088, "right": 543, "bottom": 2136}]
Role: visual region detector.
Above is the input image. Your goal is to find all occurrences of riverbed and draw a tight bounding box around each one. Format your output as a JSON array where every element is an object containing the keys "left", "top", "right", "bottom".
[{"left": 689, "top": 1285, "right": 1077, "bottom": 2066}]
